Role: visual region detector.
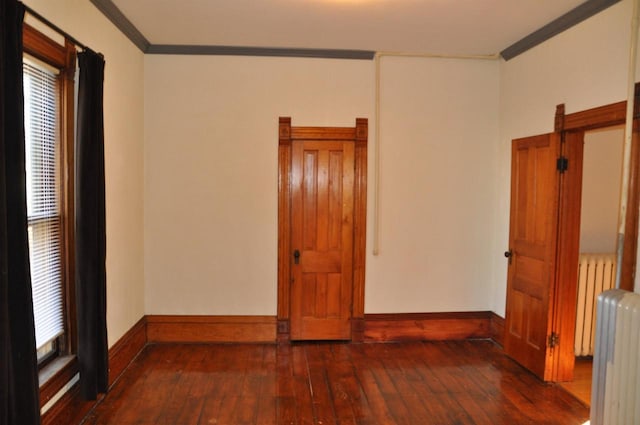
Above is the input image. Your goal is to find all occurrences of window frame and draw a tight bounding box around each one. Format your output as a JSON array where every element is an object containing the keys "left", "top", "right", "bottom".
[{"left": 23, "top": 23, "right": 78, "bottom": 402}]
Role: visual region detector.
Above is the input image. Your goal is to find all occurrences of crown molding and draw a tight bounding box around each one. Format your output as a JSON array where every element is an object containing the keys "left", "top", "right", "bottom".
[
  {"left": 146, "top": 44, "right": 375, "bottom": 60},
  {"left": 91, "top": 0, "right": 620, "bottom": 61},
  {"left": 89, "top": 0, "right": 150, "bottom": 52},
  {"left": 501, "top": 0, "right": 621, "bottom": 60}
]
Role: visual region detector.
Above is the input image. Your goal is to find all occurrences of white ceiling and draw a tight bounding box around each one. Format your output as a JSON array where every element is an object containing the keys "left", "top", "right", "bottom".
[{"left": 110, "top": 0, "right": 588, "bottom": 56}]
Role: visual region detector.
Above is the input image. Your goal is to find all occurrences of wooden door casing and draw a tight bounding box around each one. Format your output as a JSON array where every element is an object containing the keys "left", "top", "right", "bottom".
[
  {"left": 549, "top": 96, "right": 640, "bottom": 381},
  {"left": 556, "top": 96, "right": 640, "bottom": 293},
  {"left": 277, "top": 118, "right": 368, "bottom": 342},
  {"left": 290, "top": 140, "right": 354, "bottom": 340},
  {"left": 549, "top": 130, "right": 584, "bottom": 382},
  {"left": 504, "top": 133, "right": 561, "bottom": 381}
]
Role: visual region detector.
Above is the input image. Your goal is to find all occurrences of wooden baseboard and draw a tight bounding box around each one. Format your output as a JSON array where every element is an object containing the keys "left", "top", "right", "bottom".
[
  {"left": 490, "top": 312, "right": 505, "bottom": 347},
  {"left": 277, "top": 319, "right": 290, "bottom": 343},
  {"left": 41, "top": 384, "right": 101, "bottom": 425},
  {"left": 107, "top": 317, "right": 147, "bottom": 386},
  {"left": 146, "top": 315, "right": 277, "bottom": 343},
  {"left": 351, "top": 317, "right": 365, "bottom": 342},
  {"left": 41, "top": 316, "right": 147, "bottom": 425},
  {"left": 363, "top": 311, "right": 493, "bottom": 342}
]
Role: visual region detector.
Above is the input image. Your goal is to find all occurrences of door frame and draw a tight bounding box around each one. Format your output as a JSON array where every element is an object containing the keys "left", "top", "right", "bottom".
[
  {"left": 548, "top": 84, "right": 640, "bottom": 381},
  {"left": 277, "top": 117, "right": 368, "bottom": 342}
]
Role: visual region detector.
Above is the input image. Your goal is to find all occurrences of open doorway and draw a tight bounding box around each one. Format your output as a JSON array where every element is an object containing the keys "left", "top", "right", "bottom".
[
  {"left": 560, "top": 125, "right": 625, "bottom": 405},
  {"left": 503, "top": 94, "right": 639, "bottom": 385}
]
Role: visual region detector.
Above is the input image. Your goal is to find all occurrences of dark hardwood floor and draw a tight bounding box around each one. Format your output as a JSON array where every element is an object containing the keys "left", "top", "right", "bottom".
[{"left": 82, "top": 340, "right": 589, "bottom": 425}]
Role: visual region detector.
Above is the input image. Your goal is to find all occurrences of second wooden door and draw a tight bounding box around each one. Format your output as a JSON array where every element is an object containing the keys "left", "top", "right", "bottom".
[
  {"left": 504, "top": 133, "right": 561, "bottom": 380},
  {"left": 290, "top": 140, "right": 355, "bottom": 340}
]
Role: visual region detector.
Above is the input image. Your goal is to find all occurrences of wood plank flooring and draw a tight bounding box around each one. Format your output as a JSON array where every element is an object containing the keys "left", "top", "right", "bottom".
[
  {"left": 558, "top": 357, "right": 592, "bottom": 406},
  {"left": 82, "top": 340, "right": 589, "bottom": 425}
]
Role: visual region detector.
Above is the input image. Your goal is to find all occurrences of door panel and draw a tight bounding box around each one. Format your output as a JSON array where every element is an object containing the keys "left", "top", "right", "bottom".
[
  {"left": 291, "top": 140, "right": 354, "bottom": 340},
  {"left": 505, "top": 133, "right": 561, "bottom": 381}
]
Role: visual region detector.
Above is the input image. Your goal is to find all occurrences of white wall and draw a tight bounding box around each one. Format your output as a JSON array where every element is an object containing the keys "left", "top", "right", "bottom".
[
  {"left": 24, "top": 0, "right": 639, "bottom": 325},
  {"left": 497, "top": 0, "right": 637, "bottom": 314},
  {"left": 24, "top": 0, "right": 146, "bottom": 346},
  {"left": 366, "top": 56, "right": 500, "bottom": 313},
  {"left": 144, "top": 56, "right": 373, "bottom": 314},
  {"left": 580, "top": 126, "right": 624, "bottom": 253},
  {"left": 144, "top": 54, "right": 500, "bottom": 315}
]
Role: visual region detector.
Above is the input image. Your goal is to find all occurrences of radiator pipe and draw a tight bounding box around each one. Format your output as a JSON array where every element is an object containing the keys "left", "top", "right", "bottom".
[
  {"left": 373, "top": 53, "right": 381, "bottom": 256},
  {"left": 615, "top": 0, "right": 640, "bottom": 289}
]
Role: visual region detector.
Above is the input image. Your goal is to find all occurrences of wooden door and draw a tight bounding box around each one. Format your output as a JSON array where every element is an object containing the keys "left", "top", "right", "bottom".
[
  {"left": 290, "top": 140, "right": 355, "bottom": 340},
  {"left": 504, "top": 133, "right": 561, "bottom": 381}
]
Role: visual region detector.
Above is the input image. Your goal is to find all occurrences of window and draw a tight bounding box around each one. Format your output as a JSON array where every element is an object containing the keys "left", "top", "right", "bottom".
[
  {"left": 24, "top": 58, "right": 64, "bottom": 363},
  {"left": 23, "top": 24, "right": 77, "bottom": 368}
]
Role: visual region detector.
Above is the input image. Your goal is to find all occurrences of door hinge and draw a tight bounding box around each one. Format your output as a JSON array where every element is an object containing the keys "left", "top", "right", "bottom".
[
  {"left": 556, "top": 156, "right": 568, "bottom": 173},
  {"left": 548, "top": 332, "right": 560, "bottom": 348}
]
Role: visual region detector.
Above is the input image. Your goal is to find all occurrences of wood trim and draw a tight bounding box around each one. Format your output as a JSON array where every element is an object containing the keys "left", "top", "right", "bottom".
[
  {"left": 490, "top": 312, "right": 505, "bottom": 347},
  {"left": 39, "top": 357, "right": 77, "bottom": 409},
  {"left": 558, "top": 88, "right": 640, "bottom": 292},
  {"left": 363, "top": 312, "right": 493, "bottom": 342},
  {"left": 545, "top": 89, "right": 640, "bottom": 381},
  {"left": 276, "top": 319, "right": 290, "bottom": 343},
  {"left": 41, "top": 384, "right": 100, "bottom": 425},
  {"left": 351, "top": 317, "right": 365, "bottom": 342},
  {"left": 290, "top": 127, "right": 357, "bottom": 140},
  {"left": 565, "top": 101, "right": 628, "bottom": 131},
  {"left": 552, "top": 130, "right": 585, "bottom": 382},
  {"left": 23, "top": 24, "right": 67, "bottom": 67},
  {"left": 107, "top": 317, "right": 147, "bottom": 386},
  {"left": 146, "top": 315, "right": 277, "bottom": 343},
  {"left": 621, "top": 84, "right": 640, "bottom": 291},
  {"left": 353, "top": 118, "right": 368, "bottom": 327},
  {"left": 563, "top": 97, "right": 640, "bottom": 132},
  {"left": 41, "top": 316, "right": 146, "bottom": 425},
  {"left": 61, "top": 38, "right": 78, "bottom": 355},
  {"left": 555, "top": 104, "right": 565, "bottom": 133},
  {"left": 277, "top": 118, "right": 368, "bottom": 341},
  {"left": 622, "top": 119, "right": 640, "bottom": 291},
  {"left": 278, "top": 117, "right": 292, "bottom": 322}
]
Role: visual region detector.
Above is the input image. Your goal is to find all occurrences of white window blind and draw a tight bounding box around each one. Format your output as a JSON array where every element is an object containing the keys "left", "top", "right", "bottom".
[{"left": 23, "top": 59, "right": 64, "bottom": 351}]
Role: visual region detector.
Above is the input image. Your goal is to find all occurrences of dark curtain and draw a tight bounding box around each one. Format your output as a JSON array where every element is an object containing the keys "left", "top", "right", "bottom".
[
  {"left": 0, "top": 1, "right": 42, "bottom": 424},
  {"left": 75, "top": 49, "right": 108, "bottom": 401}
]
